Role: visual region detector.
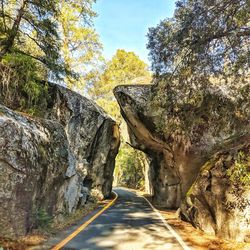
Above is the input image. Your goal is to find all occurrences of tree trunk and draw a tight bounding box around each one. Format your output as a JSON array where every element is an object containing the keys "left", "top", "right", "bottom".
[{"left": 0, "top": 1, "right": 27, "bottom": 59}]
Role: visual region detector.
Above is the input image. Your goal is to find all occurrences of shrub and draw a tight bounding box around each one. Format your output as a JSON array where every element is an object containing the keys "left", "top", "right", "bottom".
[
  {"left": 227, "top": 151, "right": 250, "bottom": 186},
  {"left": 36, "top": 209, "right": 52, "bottom": 230},
  {"left": 0, "top": 53, "right": 49, "bottom": 115}
]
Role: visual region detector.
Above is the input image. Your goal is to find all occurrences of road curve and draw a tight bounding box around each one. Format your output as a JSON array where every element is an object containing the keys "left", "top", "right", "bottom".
[{"left": 57, "top": 188, "right": 188, "bottom": 250}]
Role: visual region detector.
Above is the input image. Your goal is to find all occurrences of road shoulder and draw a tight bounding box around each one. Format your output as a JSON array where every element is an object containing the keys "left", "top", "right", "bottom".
[
  {"left": 130, "top": 188, "right": 250, "bottom": 250},
  {"left": 28, "top": 194, "right": 117, "bottom": 250}
]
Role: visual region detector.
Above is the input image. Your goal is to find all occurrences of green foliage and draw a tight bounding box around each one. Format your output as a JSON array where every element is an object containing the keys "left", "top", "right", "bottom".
[
  {"left": 147, "top": 0, "right": 250, "bottom": 136},
  {"left": 0, "top": 0, "right": 100, "bottom": 84},
  {"left": 89, "top": 49, "right": 151, "bottom": 124},
  {"left": 114, "top": 143, "right": 146, "bottom": 189},
  {"left": 0, "top": 0, "right": 101, "bottom": 110},
  {"left": 147, "top": 0, "right": 249, "bottom": 82},
  {"left": 36, "top": 208, "right": 52, "bottom": 230},
  {"left": 90, "top": 49, "right": 151, "bottom": 99},
  {"left": 3, "top": 53, "right": 41, "bottom": 83},
  {"left": 1, "top": 53, "right": 49, "bottom": 115},
  {"left": 0, "top": 0, "right": 67, "bottom": 80},
  {"left": 59, "top": 0, "right": 103, "bottom": 90},
  {"left": 96, "top": 99, "right": 121, "bottom": 122},
  {"left": 227, "top": 151, "right": 250, "bottom": 186}
]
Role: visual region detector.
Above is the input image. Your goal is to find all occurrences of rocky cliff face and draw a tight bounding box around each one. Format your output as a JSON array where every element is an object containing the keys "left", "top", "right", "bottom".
[
  {"left": 0, "top": 83, "right": 120, "bottom": 239},
  {"left": 114, "top": 84, "right": 249, "bottom": 241}
]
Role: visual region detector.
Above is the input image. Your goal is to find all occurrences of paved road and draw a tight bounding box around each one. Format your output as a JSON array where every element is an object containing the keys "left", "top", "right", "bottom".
[{"left": 59, "top": 188, "right": 186, "bottom": 250}]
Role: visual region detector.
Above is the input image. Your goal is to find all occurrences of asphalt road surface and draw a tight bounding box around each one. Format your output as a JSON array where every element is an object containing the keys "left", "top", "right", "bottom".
[{"left": 57, "top": 188, "right": 187, "bottom": 250}]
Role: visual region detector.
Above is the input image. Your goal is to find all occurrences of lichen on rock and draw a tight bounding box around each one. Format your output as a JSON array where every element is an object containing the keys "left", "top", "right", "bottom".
[
  {"left": 180, "top": 142, "right": 250, "bottom": 242},
  {"left": 0, "top": 82, "right": 120, "bottom": 239}
]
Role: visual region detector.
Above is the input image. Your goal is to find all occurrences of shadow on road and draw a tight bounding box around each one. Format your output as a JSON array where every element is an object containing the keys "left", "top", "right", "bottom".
[{"left": 62, "top": 188, "right": 184, "bottom": 250}]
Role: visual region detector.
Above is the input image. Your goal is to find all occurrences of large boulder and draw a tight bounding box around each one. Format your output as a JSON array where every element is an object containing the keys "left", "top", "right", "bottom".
[
  {"left": 114, "top": 84, "right": 249, "bottom": 208},
  {"left": 0, "top": 105, "right": 68, "bottom": 238},
  {"left": 180, "top": 141, "right": 250, "bottom": 242},
  {"left": 0, "top": 83, "right": 120, "bottom": 239},
  {"left": 48, "top": 85, "right": 120, "bottom": 201}
]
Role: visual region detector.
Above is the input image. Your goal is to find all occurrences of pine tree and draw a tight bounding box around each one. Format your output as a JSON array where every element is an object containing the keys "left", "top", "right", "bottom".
[
  {"left": 58, "top": 0, "right": 103, "bottom": 89},
  {"left": 89, "top": 49, "right": 151, "bottom": 122},
  {"left": 0, "top": 0, "right": 67, "bottom": 80}
]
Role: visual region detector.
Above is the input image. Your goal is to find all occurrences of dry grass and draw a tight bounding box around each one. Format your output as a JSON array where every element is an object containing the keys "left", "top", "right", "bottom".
[
  {"left": 0, "top": 234, "right": 46, "bottom": 250},
  {"left": 51, "top": 203, "right": 99, "bottom": 231},
  {"left": 158, "top": 209, "right": 250, "bottom": 250},
  {"left": 141, "top": 192, "right": 250, "bottom": 250}
]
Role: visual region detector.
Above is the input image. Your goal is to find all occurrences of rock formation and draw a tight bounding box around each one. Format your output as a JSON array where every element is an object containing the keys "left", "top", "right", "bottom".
[
  {"left": 0, "top": 82, "right": 120, "bottom": 238},
  {"left": 114, "top": 84, "right": 249, "bottom": 241},
  {"left": 180, "top": 141, "right": 250, "bottom": 242}
]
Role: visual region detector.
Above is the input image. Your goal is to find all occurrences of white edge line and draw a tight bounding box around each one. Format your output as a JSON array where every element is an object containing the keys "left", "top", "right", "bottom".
[{"left": 140, "top": 195, "right": 191, "bottom": 250}]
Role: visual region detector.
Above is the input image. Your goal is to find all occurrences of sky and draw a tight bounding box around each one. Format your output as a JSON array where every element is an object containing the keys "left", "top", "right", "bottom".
[{"left": 94, "top": 0, "right": 176, "bottom": 64}]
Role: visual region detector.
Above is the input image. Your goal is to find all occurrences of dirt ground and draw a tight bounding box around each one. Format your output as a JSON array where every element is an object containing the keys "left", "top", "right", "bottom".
[
  {"left": 140, "top": 191, "right": 250, "bottom": 250},
  {"left": 158, "top": 208, "right": 250, "bottom": 250}
]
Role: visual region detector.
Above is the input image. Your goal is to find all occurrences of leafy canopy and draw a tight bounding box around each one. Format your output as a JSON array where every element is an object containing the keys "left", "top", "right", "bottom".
[
  {"left": 147, "top": 0, "right": 250, "bottom": 136},
  {"left": 0, "top": 0, "right": 65, "bottom": 79},
  {"left": 89, "top": 49, "right": 151, "bottom": 122},
  {"left": 227, "top": 151, "right": 250, "bottom": 186},
  {"left": 0, "top": 0, "right": 101, "bottom": 82},
  {"left": 58, "top": 0, "right": 103, "bottom": 89},
  {"left": 90, "top": 49, "right": 151, "bottom": 99},
  {"left": 147, "top": 0, "right": 250, "bottom": 83},
  {"left": 114, "top": 143, "right": 147, "bottom": 189}
]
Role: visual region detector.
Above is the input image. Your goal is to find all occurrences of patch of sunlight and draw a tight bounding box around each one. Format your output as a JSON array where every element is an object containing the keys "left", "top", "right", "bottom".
[{"left": 128, "top": 211, "right": 153, "bottom": 219}]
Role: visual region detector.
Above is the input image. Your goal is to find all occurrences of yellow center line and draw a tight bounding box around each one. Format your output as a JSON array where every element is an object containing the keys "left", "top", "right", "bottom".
[{"left": 51, "top": 191, "right": 118, "bottom": 250}]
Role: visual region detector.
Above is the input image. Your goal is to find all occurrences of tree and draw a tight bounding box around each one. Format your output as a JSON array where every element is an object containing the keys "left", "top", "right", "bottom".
[
  {"left": 147, "top": 0, "right": 250, "bottom": 85},
  {"left": 147, "top": 0, "right": 250, "bottom": 135},
  {"left": 58, "top": 0, "right": 103, "bottom": 89},
  {"left": 114, "top": 143, "right": 147, "bottom": 189},
  {"left": 90, "top": 49, "right": 151, "bottom": 100},
  {"left": 0, "top": 0, "right": 67, "bottom": 80},
  {"left": 89, "top": 49, "right": 151, "bottom": 122},
  {"left": 0, "top": 0, "right": 101, "bottom": 113}
]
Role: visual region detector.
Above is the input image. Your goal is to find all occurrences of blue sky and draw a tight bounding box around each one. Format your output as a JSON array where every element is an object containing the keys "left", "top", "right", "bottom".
[{"left": 94, "top": 0, "right": 176, "bottom": 64}]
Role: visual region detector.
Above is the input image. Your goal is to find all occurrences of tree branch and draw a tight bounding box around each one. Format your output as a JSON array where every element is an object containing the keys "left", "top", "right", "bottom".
[
  {"left": 0, "top": 0, "right": 28, "bottom": 59},
  {"left": 13, "top": 48, "right": 47, "bottom": 65},
  {"left": 0, "top": 0, "right": 7, "bottom": 32}
]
